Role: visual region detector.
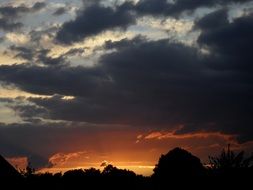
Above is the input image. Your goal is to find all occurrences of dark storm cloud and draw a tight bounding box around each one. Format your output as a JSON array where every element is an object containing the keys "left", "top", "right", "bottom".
[
  {"left": 55, "top": 2, "right": 136, "bottom": 44},
  {"left": 1, "top": 35, "right": 252, "bottom": 142},
  {"left": 2, "top": 27, "right": 253, "bottom": 142},
  {"left": 0, "top": 38, "right": 206, "bottom": 125},
  {"left": 194, "top": 8, "right": 229, "bottom": 30},
  {"left": 98, "top": 36, "right": 253, "bottom": 143},
  {"left": 55, "top": 0, "right": 252, "bottom": 44},
  {"left": 0, "top": 64, "right": 107, "bottom": 96},
  {"left": 196, "top": 10, "right": 253, "bottom": 71},
  {"left": 1, "top": 8, "right": 253, "bottom": 142}
]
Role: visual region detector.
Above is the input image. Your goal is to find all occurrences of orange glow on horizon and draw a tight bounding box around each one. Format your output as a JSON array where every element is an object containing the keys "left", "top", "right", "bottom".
[
  {"left": 6, "top": 129, "right": 251, "bottom": 177},
  {"left": 38, "top": 163, "right": 155, "bottom": 176},
  {"left": 7, "top": 157, "right": 28, "bottom": 170},
  {"left": 39, "top": 130, "right": 243, "bottom": 176}
]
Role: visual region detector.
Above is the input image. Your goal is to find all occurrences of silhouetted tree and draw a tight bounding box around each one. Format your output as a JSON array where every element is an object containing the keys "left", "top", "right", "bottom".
[
  {"left": 20, "top": 161, "right": 35, "bottom": 177},
  {"left": 54, "top": 172, "right": 62, "bottom": 178},
  {"left": 102, "top": 164, "right": 136, "bottom": 177},
  {"left": 102, "top": 164, "right": 117, "bottom": 175},
  {"left": 83, "top": 167, "right": 101, "bottom": 177},
  {"left": 209, "top": 144, "right": 253, "bottom": 170},
  {"left": 153, "top": 147, "right": 206, "bottom": 180},
  {"left": 63, "top": 169, "right": 86, "bottom": 178}
]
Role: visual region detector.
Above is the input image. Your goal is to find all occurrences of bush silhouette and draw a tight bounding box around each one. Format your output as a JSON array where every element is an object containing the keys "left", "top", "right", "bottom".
[
  {"left": 209, "top": 144, "right": 253, "bottom": 170},
  {"left": 153, "top": 147, "right": 205, "bottom": 180}
]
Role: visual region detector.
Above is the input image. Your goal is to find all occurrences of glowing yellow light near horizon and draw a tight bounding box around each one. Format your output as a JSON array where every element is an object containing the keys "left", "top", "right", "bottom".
[
  {"left": 38, "top": 164, "right": 155, "bottom": 176},
  {"left": 0, "top": 87, "right": 52, "bottom": 99},
  {"left": 61, "top": 96, "right": 75, "bottom": 100}
]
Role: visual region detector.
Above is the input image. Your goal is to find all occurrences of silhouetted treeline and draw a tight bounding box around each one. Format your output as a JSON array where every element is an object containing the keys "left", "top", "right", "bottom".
[{"left": 2, "top": 146, "right": 253, "bottom": 189}]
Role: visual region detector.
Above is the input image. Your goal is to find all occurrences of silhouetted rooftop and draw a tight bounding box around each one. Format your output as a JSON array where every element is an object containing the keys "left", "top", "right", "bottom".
[{"left": 0, "top": 155, "right": 21, "bottom": 178}]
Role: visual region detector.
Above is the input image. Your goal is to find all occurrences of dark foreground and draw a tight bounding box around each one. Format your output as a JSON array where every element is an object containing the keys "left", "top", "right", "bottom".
[
  {"left": 3, "top": 171, "right": 253, "bottom": 190},
  {"left": 2, "top": 147, "right": 253, "bottom": 189}
]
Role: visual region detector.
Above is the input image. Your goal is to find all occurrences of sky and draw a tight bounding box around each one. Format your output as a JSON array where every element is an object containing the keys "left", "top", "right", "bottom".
[{"left": 0, "top": 0, "right": 253, "bottom": 176}]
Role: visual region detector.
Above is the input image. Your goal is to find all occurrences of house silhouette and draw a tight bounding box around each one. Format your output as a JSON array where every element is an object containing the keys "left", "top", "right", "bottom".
[{"left": 0, "top": 155, "right": 21, "bottom": 178}]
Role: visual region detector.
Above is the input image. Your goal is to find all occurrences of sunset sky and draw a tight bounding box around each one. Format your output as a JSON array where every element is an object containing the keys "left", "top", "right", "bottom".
[{"left": 1, "top": 0, "right": 253, "bottom": 176}]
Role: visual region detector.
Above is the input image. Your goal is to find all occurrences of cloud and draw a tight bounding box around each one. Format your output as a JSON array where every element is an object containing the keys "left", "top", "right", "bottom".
[
  {"left": 37, "top": 49, "right": 67, "bottom": 66},
  {"left": 55, "top": 2, "right": 136, "bottom": 44},
  {"left": 9, "top": 46, "right": 34, "bottom": 60},
  {"left": 53, "top": 7, "right": 68, "bottom": 16},
  {"left": 0, "top": 5, "right": 29, "bottom": 18},
  {"left": 0, "top": 125, "right": 52, "bottom": 169},
  {"left": 0, "top": 2, "right": 46, "bottom": 31},
  {"left": 9, "top": 46, "right": 69, "bottom": 66},
  {"left": 104, "top": 35, "right": 147, "bottom": 50},
  {"left": 10, "top": 103, "right": 48, "bottom": 122},
  {"left": 142, "top": 131, "right": 235, "bottom": 142},
  {"left": 0, "top": 1, "right": 253, "bottom": 172},
  {"left": 0, "top": 121, "right": 135, "bottom": 169},
  {"left": 0, "top": 64, "right": 106, "bottom": 96},
  {"left": 54, "top": 0, "right": 252, "bottom": 44},
  {"left": 135, "top": 0, "right": 252, "bottom": 17},
  {"left": 29, "top": 26, "right": 60, "bottom": 44},
  {"left": 0, "top": 120, "right": 77, "bottom": 169},
  {"left": 1, "top": 6, "right": 253, "bottom": 145},
  {"left": 1, "top": 22, "right": 253, "bottom": 142},
  {"left": 196, "top": 9, "right": 253, "bottom": 71},
  {"left": 5, "top": 33, "right": 30, "bottom": 45},
  {"left": 32, "top": 2, "right": 46, "bottom": 12},
  {"left": 145, "top": 132, "right": 163, "bottom": 140},
  {"left": 49, "top": 151, "right": 88, "bottom": 166},
  {"left": 0, "top": 18, "right": 23, "bottom": 31},
  {"left": 63, "top": 48, "right": 85, "bottom": 57},
  {"left": 194, "top": 9, "right": 228, "bottom": 31}
]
